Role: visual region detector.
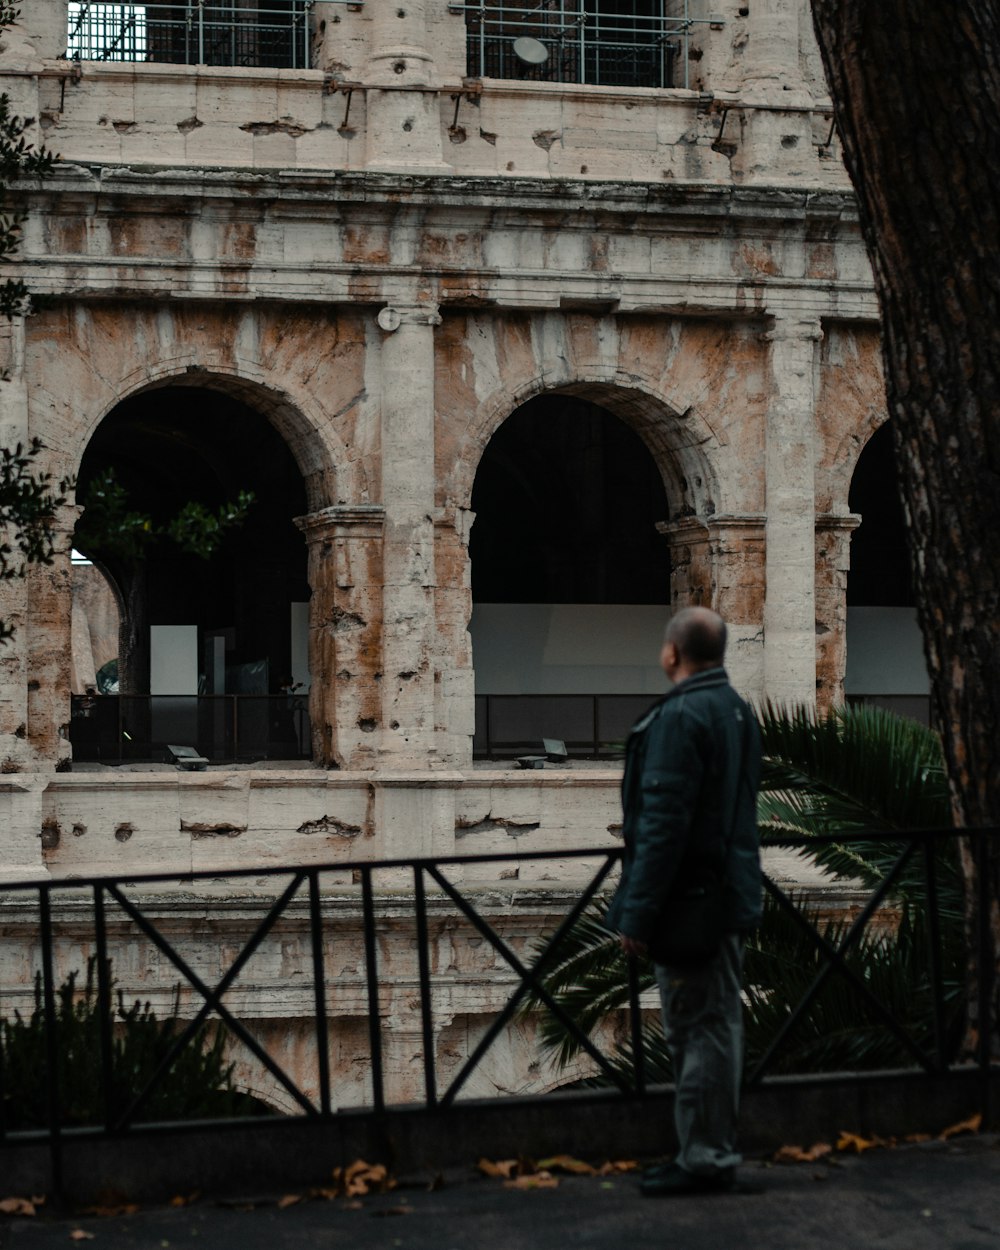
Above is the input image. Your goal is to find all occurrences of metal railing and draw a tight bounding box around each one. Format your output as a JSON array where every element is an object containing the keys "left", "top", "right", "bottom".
[
  {"left": 65, "top": 1, "right": 326, "bottom": 69},
  {"left": 0, "top": 830, "right": 994, "bottom": 1195},
  {"left": 449, "top": 1, "right": 717, "bottom": 90},
  {"left": 69, "top": 693, "right": 311, "bottom": 763},
  {"left": 474, "top": 692, "right": 658, "bottom": 758}
]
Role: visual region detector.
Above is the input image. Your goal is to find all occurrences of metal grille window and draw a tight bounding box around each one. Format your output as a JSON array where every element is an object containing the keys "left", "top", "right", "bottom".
[
  {"left": 451, "top": 1, "right": 711, "bottom": 90},
  {"left": 66, "top": 1, "right": 314, "bottom": 69}
]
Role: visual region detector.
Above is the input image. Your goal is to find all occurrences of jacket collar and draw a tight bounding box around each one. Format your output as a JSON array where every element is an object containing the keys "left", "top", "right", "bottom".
[{"left": 663, "top": 666, "right": 729, "bottom": 701}]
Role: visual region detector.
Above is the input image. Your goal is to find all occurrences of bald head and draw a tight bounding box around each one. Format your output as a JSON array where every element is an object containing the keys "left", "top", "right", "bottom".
[{"left": 663, "top": 607, "right": 727, "bottom": 675}]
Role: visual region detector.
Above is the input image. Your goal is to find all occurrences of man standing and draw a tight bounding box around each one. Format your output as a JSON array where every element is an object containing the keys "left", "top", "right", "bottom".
[{"left": 605, "top": 606, "right": 762, "bottom": 1196}]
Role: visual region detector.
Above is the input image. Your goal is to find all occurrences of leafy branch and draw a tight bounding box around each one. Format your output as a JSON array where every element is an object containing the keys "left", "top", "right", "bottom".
[{"left": 75, "top": 468, "right": 255, "bottom": 564}]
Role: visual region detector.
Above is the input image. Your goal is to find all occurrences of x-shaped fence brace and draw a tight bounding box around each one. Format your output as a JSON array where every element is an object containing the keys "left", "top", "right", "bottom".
[{"left": 3, "top": 832, "right": 987, "bottom": 1174}]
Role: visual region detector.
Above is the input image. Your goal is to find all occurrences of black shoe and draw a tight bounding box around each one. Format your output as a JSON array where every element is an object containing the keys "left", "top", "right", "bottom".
[{"left": 639, "top": 1163, "right": 736, "bottom": 1197}]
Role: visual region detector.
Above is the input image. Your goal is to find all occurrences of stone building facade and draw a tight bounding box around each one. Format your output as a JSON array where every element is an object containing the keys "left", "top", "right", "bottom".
[{"left": 0, "top": 1, "right": 912, "bottom": 1105}]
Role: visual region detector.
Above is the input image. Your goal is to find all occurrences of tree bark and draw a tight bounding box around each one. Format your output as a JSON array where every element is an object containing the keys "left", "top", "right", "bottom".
[{"left": 809, "top": 0, "right": 1000, "bottom": 1055}]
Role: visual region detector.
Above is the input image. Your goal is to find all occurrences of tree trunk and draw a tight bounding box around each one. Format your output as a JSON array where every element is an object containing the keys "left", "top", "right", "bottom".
[{"left": 809, "top": 0, "right": 1000, "bottom": 1056}]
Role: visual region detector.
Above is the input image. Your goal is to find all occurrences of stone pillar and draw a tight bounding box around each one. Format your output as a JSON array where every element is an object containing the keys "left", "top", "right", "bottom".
[
  {"left": 658, "top": 514, "right": 766, "bottom": 700},
  {"left": 815, "top": 512, "right": 860, "bottom": 712},
  {"left": 709, "top": 515, "right": 767, "bottom": 701},
  {"left": 732, "top": 0, "right": 816, "bottom": 182},
  {"left": 364, "top": 0, "right": 446, "bottom": 171},
  {"left": 433, "top": 506, "right": 475, "bottom": 766},
  {"left": 26, "top": 504, "right": 80, "bottom": 769},
  {"left": 377, "top": 301, "right": 441, "bottom": 765},
  {"left": 0, "top": 315, "right": 30, "bottom": 772},
  {"left": 763, "top": 315, "right": 822, "bottom": 707},
  {"left": 660, "top": 516, "right": 712, "bottom": 609},
  {"left": 295, "top": 505, "right": 385, "bottom": 770}
]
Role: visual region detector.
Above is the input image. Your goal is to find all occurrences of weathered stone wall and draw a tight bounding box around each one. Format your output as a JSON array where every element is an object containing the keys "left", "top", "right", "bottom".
[{"left": 0, "top": 0, "right": 893, "bottom": 1103}]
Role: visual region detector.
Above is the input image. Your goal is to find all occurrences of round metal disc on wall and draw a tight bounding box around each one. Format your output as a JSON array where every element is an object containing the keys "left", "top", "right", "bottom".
[{"left": 512, "top": 36, "right": 549, "bottom": 65}]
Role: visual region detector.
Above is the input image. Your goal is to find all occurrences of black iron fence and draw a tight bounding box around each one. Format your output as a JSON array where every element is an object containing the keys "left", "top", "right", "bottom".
[
  {"left": 69, "top": 693, "right": 311, "bottom": 764},
  {"left": 474, "top": 692, "right": 658, "bottom": 758},
  {"left": 66, "top": 1, "right": 317, "bottom": 69},
  {"left": 450, "top": 0, "right": 704, "bottom": 89},
  {"left": 0, "top": 831, "right": 995, "bottom": 1194}
]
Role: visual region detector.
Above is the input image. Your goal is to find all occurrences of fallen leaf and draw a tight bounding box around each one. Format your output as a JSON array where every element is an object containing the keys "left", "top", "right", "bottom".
[
  {"left": 503, "top": 1171, "right": 559, "bottom": 1190},
  {"left": 774, "top": 1143, "right": 832, "bottom": 1164},
  {"left": 370, "top": 1206, "right": 412, "bottom": 1217},
  {"left": 597, "top": 1160, "right": 638, "bottom": 1175},
  {"left": 0, "top": 1198, "right": 37, "bottom": 1217},
  {"left": 477, "top": 1158, "right": 520, "bottom": 1179},
  {"left": 169, "top": 1193, "right": 200, "bottom": 1209},
  {"left": 837, "top": 1132, "right": 885, "bottom": 1154},
  {"left": 308, "top": 1187, "right": 340, "bottom": 1202},
  {"left": 69, "top": 1232, "right": 95, "bottom": 1242},
  {"left": 536, "top": 1155, "right": 596, "bottom": 1176},
  {"left": 903, "top": 1133, "right": 932, "bottom": 1144},
  {"left": 940, "top": 1113, "right": 982, "bottom": 1140},
  {"left": 277, "top": 1195, "right": 302, "bottom": 1210}
]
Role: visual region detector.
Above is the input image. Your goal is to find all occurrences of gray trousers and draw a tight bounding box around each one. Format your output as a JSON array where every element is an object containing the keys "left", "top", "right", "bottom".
[{"left": 653, "top": 932, "right": 744, "bottom": 1175}]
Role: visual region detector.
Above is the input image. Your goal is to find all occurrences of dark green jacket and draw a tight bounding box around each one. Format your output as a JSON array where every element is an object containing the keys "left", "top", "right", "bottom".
[{"left": 605, "top": 667, "right": 762, "bottom": 944}]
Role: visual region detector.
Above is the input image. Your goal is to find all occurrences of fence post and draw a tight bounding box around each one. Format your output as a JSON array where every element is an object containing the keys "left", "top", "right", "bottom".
[{"left": 38, "top": 887, "right": 65, "bottom": 1198}]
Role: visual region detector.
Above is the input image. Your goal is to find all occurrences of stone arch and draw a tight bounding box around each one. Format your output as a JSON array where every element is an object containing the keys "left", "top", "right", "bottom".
[
  {"left": 68, "top": 362, "right": 358, "bottom": 515},
  {"left": 453, "top": 371, "right": 723, "bottom": 521},
  {"left": 28, "top": 301, "right": 372, "bottom": 513}
]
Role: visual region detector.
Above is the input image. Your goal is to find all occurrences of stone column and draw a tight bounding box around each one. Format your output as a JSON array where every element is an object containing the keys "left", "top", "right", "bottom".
[
  {"left": 815, "top": 512, "right": 860, "bottom": 711},
  {"left": 433, "top": 505, "right": 476, "bottom": 766},
  {"left": 709, "top": 515, "right": 767, "bottom": 701},
  {"left": 660, "top": 516, "right": 712, "bottom": 609},
  {"left": 377, "top": 301, "right": 441, "bottom": 766},
  {"left": 26, "top": 504, "right": 81, "bottom": 769},
  {"left": 763, "top": 315, "right": 822, "bottom": 707},
  {"left": 364, "top": 0, "right": 447, "bottom": 171},
  {"left": 295, "top": 505, "right": 385, "bottom": 770},
  {"left": 0, "top": 315, "right": 31, "bottom": 772},
  {"left": 658, "top": 514, "right": 766, "bottom": 700},
  {"left": 732, "top": 0, "right": 816, "bottom": 182}
]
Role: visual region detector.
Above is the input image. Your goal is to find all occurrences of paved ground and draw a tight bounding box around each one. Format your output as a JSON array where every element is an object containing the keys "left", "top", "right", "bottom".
[{"left": 3, "top": 1134, "right": 999, "bottom": 1250}]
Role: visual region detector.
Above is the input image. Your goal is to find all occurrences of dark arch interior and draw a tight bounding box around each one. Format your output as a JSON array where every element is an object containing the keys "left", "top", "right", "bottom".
[
  {"left": 75, "top": 386, "right": 310, "bottom": 697},
  {"left": 470, "top": 393, "right": 670, "bottom": 604},
  {"left": 847, "top": 423, "right": 914, "bottom": 607}
]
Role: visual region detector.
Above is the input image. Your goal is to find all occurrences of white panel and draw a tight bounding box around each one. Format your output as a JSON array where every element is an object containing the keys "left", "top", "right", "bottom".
[
  {"left": 290, "top": 602, "right": 311, "bottom": 692},
  {"left": 150, "top": 625, "right": 199, "bottom": 695},
  {"left": 845, "top": 607, "right": 930, "bottom": 695},
  {"left": 470, "top": 604, "right": 668, "bottom": 695}
]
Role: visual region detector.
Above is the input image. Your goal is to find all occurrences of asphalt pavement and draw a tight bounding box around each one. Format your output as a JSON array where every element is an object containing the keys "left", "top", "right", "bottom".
[{"left": 3, "top": 1134, "right": 999, "bottom": 1250}]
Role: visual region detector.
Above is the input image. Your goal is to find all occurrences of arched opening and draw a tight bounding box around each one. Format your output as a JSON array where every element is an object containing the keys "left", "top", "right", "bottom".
[
  {"left": 470, "top": 392, "right": 671, "bottom": 757},
  {"left": 70, "top": 385, "right": 311, "bottom": 764},
  {"left": 845, "top": 423, "right": 930, "bottom": 722}
]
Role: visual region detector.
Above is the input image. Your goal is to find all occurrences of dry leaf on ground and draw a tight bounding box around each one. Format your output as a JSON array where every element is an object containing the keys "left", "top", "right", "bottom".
[
  {"left": 0, "top": 1198, "right": 38, "bottom": 1217},
  {"left": 69, "top": 1232, "right": 95, "bottom": 1242},
  {"left": 277, "top": 1195, "right": 303, "bottom": 1210},
  {"left": 330, "top": 1160, "right": 397, "bottom": 1197},
  {"left": 597, "top": 1160, "right": 638, "bottom": 1175},
  {"left": 477, "top": 1158, "right": 521, "bottom": 1179},
  {"left": 941, "top": 1113, "right": 982, "bottom": 1140},
  {"left": 774, "top": 1143, "right": 833, "bottom": 1164},
  {"left": 837, "top": 1131, "right": 887, "bottom": 1154},
  {"left": 503, "top": 1171, "right": 559, "bottom": 1190},
  {"left": 536, "top": 1155, "right": 597, "bottom": 1176},
  {"left": 168, "top": 1193, "right": 199, "bottom": 1209}
]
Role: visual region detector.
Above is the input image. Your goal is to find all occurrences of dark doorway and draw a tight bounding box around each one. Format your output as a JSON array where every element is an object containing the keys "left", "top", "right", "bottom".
[
  {"left": 72, "top": 386, "right": 310, "bottom": 762},
  {"left": 471, "top": 392, "right": 670, "bottom": 604},
  {"left": 848, "top": 422, "right": 914, "bottom": 607}
]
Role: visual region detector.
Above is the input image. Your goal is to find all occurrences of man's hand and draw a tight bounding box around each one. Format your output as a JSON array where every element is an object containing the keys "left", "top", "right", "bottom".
[{"left": 619, "top": 933, "right": 648, "bottom": 958}]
